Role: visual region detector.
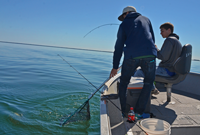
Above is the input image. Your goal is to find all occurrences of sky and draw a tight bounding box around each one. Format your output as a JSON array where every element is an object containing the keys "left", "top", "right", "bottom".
[{"left": 0, "top": 0, "right": 200, "bottom": 59}]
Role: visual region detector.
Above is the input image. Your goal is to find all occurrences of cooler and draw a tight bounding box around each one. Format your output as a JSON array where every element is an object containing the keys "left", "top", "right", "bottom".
[{"left": 125, "top": 77, "right": 151, "bottom": 114}]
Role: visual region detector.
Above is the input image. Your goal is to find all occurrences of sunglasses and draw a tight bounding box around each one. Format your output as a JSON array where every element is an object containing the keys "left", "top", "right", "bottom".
[{"left": 123, "top": 12, "right": 127, "bottom": 16}]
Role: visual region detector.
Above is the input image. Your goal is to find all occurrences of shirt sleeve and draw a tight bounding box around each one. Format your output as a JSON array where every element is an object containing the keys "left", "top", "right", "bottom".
[
  {"left": 157, "top": 38, "right": 173, "bottom": 61},
  {"left": 149, "top": 21, "right": 155, "bottom": 43},
  {"left": 113, "top": 24, "right": 126, "bottom": 69}
]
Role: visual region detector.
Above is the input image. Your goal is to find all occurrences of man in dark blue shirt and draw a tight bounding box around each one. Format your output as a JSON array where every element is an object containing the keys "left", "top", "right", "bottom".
[{"left": 109, "top": 6, "right": 157, "bottom": 119}]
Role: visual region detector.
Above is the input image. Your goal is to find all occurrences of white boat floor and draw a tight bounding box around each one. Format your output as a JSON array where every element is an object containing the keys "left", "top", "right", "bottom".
[{"left": 120, "top": 87, "right": 200, "bottom": 135}]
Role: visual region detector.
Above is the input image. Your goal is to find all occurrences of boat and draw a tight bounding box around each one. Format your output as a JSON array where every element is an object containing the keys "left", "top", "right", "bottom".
[{"left": 100, "top": 44, "right": 200, "bottom": 135}]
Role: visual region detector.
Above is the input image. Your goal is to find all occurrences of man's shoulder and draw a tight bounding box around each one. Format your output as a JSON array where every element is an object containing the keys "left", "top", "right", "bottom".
[
  {"left": 164, "top": 36, "right": 182, "bottom": 48},
  {"left": 138, "top": 15, "right": 148, "bottom": 19},
  {"left": 167, "top": 36, "right": 178, "bottom": 40},
  {"left": 167, "top": 34, "right": 180, "bottom": 41},
  {"left": 165, "top": 36, "right": 180, "bottom": 44},
  {"left": 136, "top": 15, "right": 150, "bottom": 22}
]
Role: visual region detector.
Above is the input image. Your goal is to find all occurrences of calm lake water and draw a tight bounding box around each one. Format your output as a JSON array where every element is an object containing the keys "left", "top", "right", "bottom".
[{"left": 0, "top": 43, "right": 200, "bottom": 135}]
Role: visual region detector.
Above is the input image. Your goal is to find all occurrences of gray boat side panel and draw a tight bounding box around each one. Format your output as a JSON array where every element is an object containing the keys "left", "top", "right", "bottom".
[
  {"left": 107, "top": 99, "right": 122, "bottom": 124},
  {"left": 107, "top": 98, "right": 127, "bottom": 135},
  {"left": 101, "top": 80, "right": 127, "bottom": 135},
  {"left": 173, "top": 72, "right": 200, "bottom": 96},
  {"left": 100, "top": 100, "right": 111, "bottom": 135}
]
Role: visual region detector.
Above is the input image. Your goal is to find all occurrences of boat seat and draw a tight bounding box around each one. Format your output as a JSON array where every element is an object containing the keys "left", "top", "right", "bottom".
[{"left": 155, "top": 44, "right": 192, "bottom": 102}]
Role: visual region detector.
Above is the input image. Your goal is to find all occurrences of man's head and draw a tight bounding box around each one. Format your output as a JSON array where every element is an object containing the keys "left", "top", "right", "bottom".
[
  {"left": 118, "top": 6, "right": 136, "bottom": 21},
  {"left": 160, "top": 22, "right": 174, "bottom": 38}
]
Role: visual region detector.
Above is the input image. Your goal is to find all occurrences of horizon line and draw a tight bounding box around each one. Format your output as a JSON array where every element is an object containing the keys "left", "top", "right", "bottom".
[
  {"left": 0, "top": 40, "right": 200, "bottom": 61},
  {"left": 0, "top": 40, "right": 113, "bottom": 53}
]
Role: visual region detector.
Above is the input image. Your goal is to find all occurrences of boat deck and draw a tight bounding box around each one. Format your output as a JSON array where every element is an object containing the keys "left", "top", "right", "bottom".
[
  {"left": 108, "top": 84, "right": 200, "bottom": 135},
  {"left": 150, "top": 85, "right": 200, "bottom": 134}
]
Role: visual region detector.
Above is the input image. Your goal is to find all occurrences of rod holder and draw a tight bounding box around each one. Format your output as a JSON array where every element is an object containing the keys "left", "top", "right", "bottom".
[{"left": 165, "top": 83, "right": 173, "bottom": 102}]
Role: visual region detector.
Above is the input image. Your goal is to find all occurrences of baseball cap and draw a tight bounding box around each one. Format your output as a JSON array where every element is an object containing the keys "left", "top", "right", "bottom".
[{"left": 118, "top": 6, "right": 137, "bottom": 21}]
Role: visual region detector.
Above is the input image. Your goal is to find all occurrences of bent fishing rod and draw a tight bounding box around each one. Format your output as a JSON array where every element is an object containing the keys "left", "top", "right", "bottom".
[
  {"left": 83, "top": 23, "right": 119, "bottom": 38},
  {"left": 57, "top": 54, "right": 148, "bottom": 134}
]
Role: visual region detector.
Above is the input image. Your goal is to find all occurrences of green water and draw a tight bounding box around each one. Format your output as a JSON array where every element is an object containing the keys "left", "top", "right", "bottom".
[
  {"left": 0, "top": 43, "right": 112, "bottom": 135},
  {"left": 0, "top": 43, "right": 200, "bottom": 135}
]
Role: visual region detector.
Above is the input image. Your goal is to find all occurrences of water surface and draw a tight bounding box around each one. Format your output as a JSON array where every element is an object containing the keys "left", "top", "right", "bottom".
[{"left": 0, "top": 43, "right": 199, "bottom": 134}]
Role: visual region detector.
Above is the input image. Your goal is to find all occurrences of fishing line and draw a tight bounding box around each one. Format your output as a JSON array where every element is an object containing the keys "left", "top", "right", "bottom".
[
  {"left": 58, "top": 54, "right": 99, "bottom": 91},
  {"left": 58, "top": 54, "right": 119, "bottom": 99},
  {"left": 58, "top": 54, "right": 123, "bottom": 124},
  {"left": 83, "top": 23, "right": 119, "bottom": 38},
  {"left": 57, "top": 54, "right": 148, "bottom": 135}
]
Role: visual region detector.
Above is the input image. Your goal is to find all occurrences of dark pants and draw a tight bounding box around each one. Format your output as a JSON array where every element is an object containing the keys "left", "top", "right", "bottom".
[{"left": 119, "top": 57, "right": 156, "bottom": 114}]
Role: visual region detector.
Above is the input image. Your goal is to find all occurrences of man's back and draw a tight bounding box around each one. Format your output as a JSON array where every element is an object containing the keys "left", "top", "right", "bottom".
[
  {"left": 120, "top": 12, "right": 157, "bottom": 59},
  {"left": 158, "top": 34, "right": 182, "bottom": 72}
]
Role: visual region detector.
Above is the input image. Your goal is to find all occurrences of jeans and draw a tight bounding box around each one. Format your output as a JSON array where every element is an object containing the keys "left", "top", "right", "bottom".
[
  {"left": 119, "top": 57, "right": 156, "bottom": 114},
  {"left": 133, "top": 66, "right": 170, "bottom": 89}
]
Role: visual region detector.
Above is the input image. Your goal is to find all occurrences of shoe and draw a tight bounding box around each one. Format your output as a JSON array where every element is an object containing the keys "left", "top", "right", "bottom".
[
  {"left": 151, "top": 88, "right": 159, "bottom": 95},
  {"left": 135, "top": 113, "right": 143, "bottom": 120},
  {"left": 135, "top": 113, "right": 150, "bottom": 120},
  {"left": 142, "top": 113, "right": 150, "bottom": 118}
]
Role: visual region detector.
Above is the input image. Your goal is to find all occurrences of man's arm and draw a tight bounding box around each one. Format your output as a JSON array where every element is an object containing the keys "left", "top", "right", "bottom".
[
  {"left": 110, "top": 68, "right": 118, "bottom": 78},
  {"left": 110, "top": 25, "right": 126, "bottom": 78},
  {"left": 112, "top": 25, "right": 126, "bottom": 69},
  {"left": 157, "top": 39, "right": 174, "bottom": 61},
  {"left": 149, "top": 21, "right": 155, "bottom": 43}
]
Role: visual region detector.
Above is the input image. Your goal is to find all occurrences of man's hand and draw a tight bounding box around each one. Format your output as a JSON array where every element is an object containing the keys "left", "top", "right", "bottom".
[
  {"left": 155, "top": 44, "right": 157, "bottom": 48},
  {"left": 109, "top": 68, "right": 118, "bottom": 78}
]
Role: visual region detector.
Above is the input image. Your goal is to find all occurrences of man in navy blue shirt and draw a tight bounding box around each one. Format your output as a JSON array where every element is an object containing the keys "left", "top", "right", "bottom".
[{"left": 109, "top": 6, "right": 157, "bottom": 119}]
